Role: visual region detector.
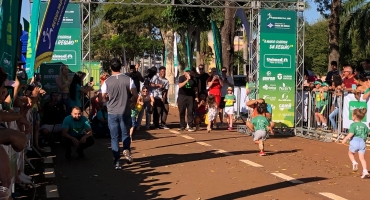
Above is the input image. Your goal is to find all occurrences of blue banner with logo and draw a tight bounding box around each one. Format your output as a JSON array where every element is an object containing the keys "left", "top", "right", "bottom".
[{"left": 35, "top": 0, "right": 70, "bottom": 70}]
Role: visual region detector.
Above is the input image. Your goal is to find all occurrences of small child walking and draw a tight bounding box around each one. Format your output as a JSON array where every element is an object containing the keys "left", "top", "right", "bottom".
[
  {"left": 206, "top": 94, "right": 218, "bottom": 133},
  {"left": 130, "top": 100, "right": 143, "bottom": 141},
  {"left": 246, "top": 104, "right": 273, "bottom": 156},
  {"left": 342, "top": 108, "right": 370, "bottom": 178},
  {"left": 224, "top": 87, "right": 236, "bottom": 130},
  {"left": 195, "top": 93, "right": 207, "bottom": 130}
]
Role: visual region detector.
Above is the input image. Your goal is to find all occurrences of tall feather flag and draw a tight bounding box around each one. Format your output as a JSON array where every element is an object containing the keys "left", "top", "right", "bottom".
[
  {"left": 174, "top": 32, "right": 178, "bottom": 77},
  {"left": 211, "top": 21, "right": 222, "bottom": 74},
  {"left": 34, "top": 0, "right": 70, "bottom": 70},
  {"left": 26, "top": 0, "right": 41, "bottom": 78},
  {"left": 184, "top": 31, "right": 192, "bottom": 68}
]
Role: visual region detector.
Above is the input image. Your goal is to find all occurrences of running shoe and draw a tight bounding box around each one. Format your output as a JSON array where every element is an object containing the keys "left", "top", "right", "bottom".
[
  {"left": 123, "top": 150, "right": 133, "bottom": 164},
  {"left": 160, "top": 125, "right": 169, "bottom": 129},
  {"left": 188, "top": 127, "right": 195, "bottom": 132},
  {"left": 115, "top": 161, "right": 122, "bottom": 170},
  {"left": 353, "top": 163, "right": 359, "bottom": 172},
  {"left": 259, "top": 151, "right": 266, "bottom": 156},
  {"left": 361, "top": 171, "right": 369, "bottom": 179},
  {"left": 228, "top": 127, "right": 232, "bottom": 131}
]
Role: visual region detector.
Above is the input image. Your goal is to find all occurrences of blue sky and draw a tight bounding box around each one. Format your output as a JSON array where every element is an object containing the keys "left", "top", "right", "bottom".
[{"left": 20, "top": 0, "right": 321, "bottom": 28}]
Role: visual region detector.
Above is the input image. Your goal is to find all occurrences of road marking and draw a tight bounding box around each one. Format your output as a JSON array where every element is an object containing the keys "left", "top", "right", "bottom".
[
  {"left": 271, "top": 173, "right": 303, "bottom": 184},
  {"left": 215, "top": 149, "right": 233, "bottom": 156},
  {"left": 44, "top": 147, "right": 51, "bottom": 153},
  {"left": 44, "top": 168, "right": 55, "bottom": 178},
  {"left": 240, "top": 159, "right": 263, "bottom": 167},
  {"left": 196, "top": 142, "right": 211, "bottom": 146},
  {"left": 44, "top": 157, "right": 53, "bottom": 164},
  {"left": 46, "top": 185, "right": 59, "bottom": 198},
  {"left": 169, "top": 130, "right": 180, "bottom": 134},
  {"left": 319, "top": 193, "right": 348, "bottom": 200},
  {"left": 181, "top": 135, "right": 194, "bottom": 140}
]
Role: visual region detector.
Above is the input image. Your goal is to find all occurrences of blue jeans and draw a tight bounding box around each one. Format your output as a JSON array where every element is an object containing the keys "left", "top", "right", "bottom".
[
  {"left": 136, "top": 102, "right": 151, "bottom": 128},
  {"left": 108, "top": 114, "right": 132, "bottom": 163},
  {"left": 329, "top": 107, "right": 339, "bottom": 130}
]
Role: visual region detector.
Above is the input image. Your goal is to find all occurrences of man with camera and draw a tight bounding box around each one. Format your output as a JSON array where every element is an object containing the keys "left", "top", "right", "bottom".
[{"left": 126, "top": 64, "right": 144, "bottom": 91}]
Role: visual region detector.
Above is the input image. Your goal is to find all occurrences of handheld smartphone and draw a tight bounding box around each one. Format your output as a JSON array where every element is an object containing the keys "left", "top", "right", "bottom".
[
  {"left": 352, "top": 84, "right": 356, "bottom": 90},
  {"left": 89, "top": 77, "right": 94, "bottom": 82}
]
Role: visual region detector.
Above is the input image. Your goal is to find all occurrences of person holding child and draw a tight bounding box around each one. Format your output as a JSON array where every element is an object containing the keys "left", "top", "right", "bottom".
[
  {"left": 341, "top": 108, "right": 369, "bottom": 179},
  {"left": 224, "top": 87, "right": 236, "bottom": 130}
]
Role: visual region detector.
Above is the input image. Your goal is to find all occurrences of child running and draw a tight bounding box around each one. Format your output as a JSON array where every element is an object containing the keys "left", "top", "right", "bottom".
[
  {"left": 130, "top": 99, "right": 143, "bottom": 141},
  {"left": 341, "top": 108, "right": 370, "bottom": 178},
  {"left": 224, "top": 87, "right": 236, "bottom": 130},
  {"left": 246, "top": 103, "right": 273, "bottom": 156},
  {"left": 206, "top": 94, "right": 218, "bottom": 133}
]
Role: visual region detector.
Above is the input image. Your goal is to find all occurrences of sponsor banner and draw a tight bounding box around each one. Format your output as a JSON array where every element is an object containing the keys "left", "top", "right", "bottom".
[
  {"left": 39, "top": 2, "right": 80, "bottom": 72},
  {"left": 26, "top": 0, "right": 41, "bottom": 78},
  {"left": 0, "top": 0, "right": 23, "bottom": 80},
  {"left": 35, "top": 0, "right": 70, "bottom": 70},
  {"left": 258, "top": 9, "right": 297, "bottom": 128},
  {"left": 211, "top": 21, "right": 222, "bottom": 73},
  {"left": 342, "top": 94, "right": 370, "bottom": 129}
]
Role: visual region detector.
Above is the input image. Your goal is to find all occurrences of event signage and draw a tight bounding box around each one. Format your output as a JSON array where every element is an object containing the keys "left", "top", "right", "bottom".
[
  {"left": 258, "top": 9, "right": 297, "bottom": 127},
  {"left": 35, "top": 0, "right": 70, "bottom": 70},
  {"left": 0, "top": 0, "right": 22, "bottom": 80},
  {"left": 342, "top": 94, "right": 370, "bottom": 128},
  {"left": 39, "top": 2, "right": 81, "bottom": 72}
]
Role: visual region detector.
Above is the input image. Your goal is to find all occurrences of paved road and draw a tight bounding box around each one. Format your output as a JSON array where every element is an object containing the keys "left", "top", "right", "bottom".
[{"left": 42, "top": 110, "right": 370, "bottom": 200}]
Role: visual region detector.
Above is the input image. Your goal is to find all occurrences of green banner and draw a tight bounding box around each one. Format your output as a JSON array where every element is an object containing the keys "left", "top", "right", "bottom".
[
  {"left": 0, "top": 0, "right": 22, "bottom": 80},
  {"left": 258, "top": 10, "right": 297, "bottom": 128},
  {"left": 40, "top": 3, "right": 81, "bottom": 73},
  {"left": 211, "top": 21, "right": 222, "bottom": 74}
]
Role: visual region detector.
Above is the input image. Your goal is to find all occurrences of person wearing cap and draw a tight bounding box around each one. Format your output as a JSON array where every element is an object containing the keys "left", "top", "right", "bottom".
[
  {"left": 224, "top": 87, "right": 236, "bottom": 130},
  {"left": 206, "top": 68, "right": 223, "bottom": 128},
  {"left": 177, "top": 67, "right": 198, "bottom": 132},
  {"left": 314, "top": 81, "right": 329, "bottom": 130}
]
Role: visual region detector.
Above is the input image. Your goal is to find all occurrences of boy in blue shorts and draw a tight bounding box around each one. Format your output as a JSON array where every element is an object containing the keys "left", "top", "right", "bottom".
[{"left": 342, "top": 108, "right": 370, "bottom": 178}]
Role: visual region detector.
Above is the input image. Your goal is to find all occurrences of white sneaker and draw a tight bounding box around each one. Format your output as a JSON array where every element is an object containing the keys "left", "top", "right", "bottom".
[
  {"left": 353, "top": 163, "right": 359, "bottom": 172},
  {"left": 361, "top": 171, "right": 369, "bottom": 179}
]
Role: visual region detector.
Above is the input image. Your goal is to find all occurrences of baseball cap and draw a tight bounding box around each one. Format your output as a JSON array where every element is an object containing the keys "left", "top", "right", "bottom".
[
  {"left": 314, "top": 81, "right": 322, "bottom": 85},
  {"left": 321, "top": 82, "right": 329, "bottom": 87},
  {"left": 184, "top": 67, "right": 191, "bottom": 72}
]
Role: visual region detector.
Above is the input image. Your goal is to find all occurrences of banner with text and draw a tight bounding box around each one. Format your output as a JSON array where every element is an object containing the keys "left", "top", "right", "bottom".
[
  {"left": 39, "top": 2, "right": 81, "bottom": 72},
  {"left": 258, "top": 10, "right": 297, "bottom": 128},
  {"left": 342, "top": 94, "right": 370, "bottom": 129},
  {"left": 0, "top": 0, "right": 22, "bottom": 80}
]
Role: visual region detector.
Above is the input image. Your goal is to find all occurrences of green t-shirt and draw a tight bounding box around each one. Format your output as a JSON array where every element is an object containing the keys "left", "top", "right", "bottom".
[
  {"left": 315, "top": 91, "right": 328, "bottom": 108},
  {"left": 251, "top": 115, "right": 270, "bottom": 131},
  {"left": 62, "top": 116, "right": 91, "bottom": 137},
  {"left": 365, "top": 88, "right": 370, "bottom": 94},
  {"left": 349, "top": 122, "right": 370, "bottom": 141},
  {"left": 224, "top": 94, "right": 236, "bottom": 107},
  {"left": 131, "top": 108, "right": 139, "bottom": 117}
]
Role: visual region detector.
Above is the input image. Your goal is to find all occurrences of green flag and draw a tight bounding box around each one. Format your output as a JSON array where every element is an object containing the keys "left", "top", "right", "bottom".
[
  {"left": 211, "top": 21, "right": 223, "bottom": 74},
  {"left": 185, "top": 31, "right": 191, "bottom": 68},
  {"left": 0, "top": 0, "right": 23, "bottom": 80}
]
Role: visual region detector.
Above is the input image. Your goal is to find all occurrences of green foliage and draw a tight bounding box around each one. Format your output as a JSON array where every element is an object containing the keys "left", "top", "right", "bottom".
[{"left": 304, "top": 20, "right": 329, "bottom": 75}]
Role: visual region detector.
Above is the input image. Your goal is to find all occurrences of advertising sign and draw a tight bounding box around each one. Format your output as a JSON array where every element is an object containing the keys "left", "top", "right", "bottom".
[
  {"left": 258, "top": 10, "right": 297, "bottom": 127},
  {"left": 342, "top": 94, "right": 370, "bottom": 128},
  {"left": 39, "top": 3, "right": 81, "bottom": 72}
]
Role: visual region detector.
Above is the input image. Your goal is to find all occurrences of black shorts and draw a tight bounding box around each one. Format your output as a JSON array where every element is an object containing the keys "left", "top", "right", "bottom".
[{"left": 219, "top": 97, "right": 226, "bottom": 109}]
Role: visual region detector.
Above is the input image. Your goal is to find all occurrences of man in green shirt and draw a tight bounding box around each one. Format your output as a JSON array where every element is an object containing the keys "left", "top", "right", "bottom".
[{"left": 61, "top": 107, "right": 94, "bottom": 159}]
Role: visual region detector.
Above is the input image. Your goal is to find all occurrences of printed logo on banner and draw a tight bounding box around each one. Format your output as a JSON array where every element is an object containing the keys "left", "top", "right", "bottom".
[
  {"left": 279, "top": 83, "right": 292, "bottom": 91},
  {"left": 279, "top": 103, "right": 292, "bottom": 111},
  {"left": 263, "top": 70, "right": 275, "bottom": 81},
  {"left": 262, "top": 94, "right": 276, "bottom": 101},
  {"left": 349, "top": 101, "right": 367, "bottom": 121},
  {"left": 277, "top": 73, "right": 282, "bottom": 80},
  {"left": 278, "top": 93, "right": 291, "bottom": 102},
  {"left": 48, "top": 69, "right": 54, "bottom": 74},
  {"left": 262, "top": 84, "right": 277, "bottom": 91}
]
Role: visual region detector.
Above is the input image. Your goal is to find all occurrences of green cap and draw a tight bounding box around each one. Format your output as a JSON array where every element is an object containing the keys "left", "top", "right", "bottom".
[
  {"left": 322, "top": 82, "right": 329, "bottom": 87},
  {"left": 314, "top": 81, "right": 321, "bottom": 85},
  {"left": 184, "top": 67, "right": 191, "bottom": 72}
]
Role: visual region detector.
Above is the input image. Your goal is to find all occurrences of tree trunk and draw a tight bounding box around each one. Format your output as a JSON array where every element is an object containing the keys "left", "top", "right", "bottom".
[
  {"left": 328, "top": 0, "right": 341, "bottom": 71},
  {"left": 160, "top": 29, "right": 175, "bottom": 96},
  {"left": 195, "top": 27, "right": 201, "bottom": 68},
  {"left": 243, "top": 31, "right": 248, "bottom": 75},
  {"left": 221, "top": 2, "right": 236, "bottom": 76}
]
